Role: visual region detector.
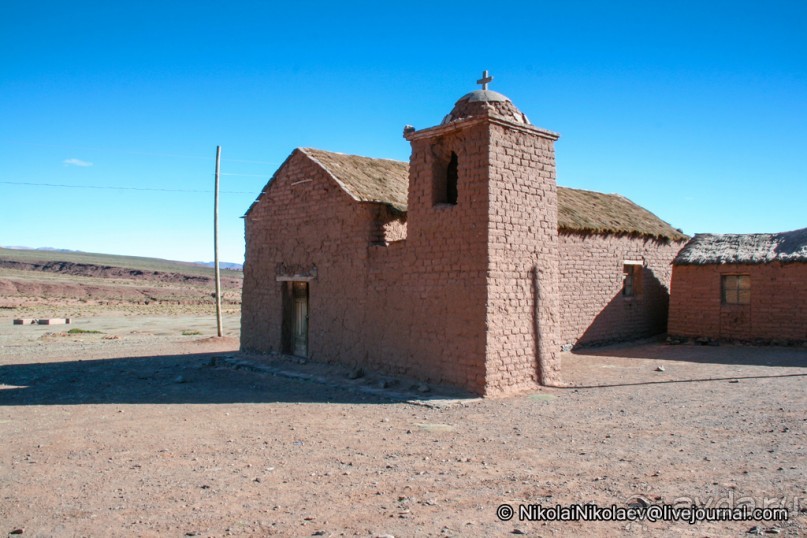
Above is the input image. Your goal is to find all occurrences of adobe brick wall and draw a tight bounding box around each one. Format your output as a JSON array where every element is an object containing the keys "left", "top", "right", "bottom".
[
  {"left": 484, "top": 121, "right": 561, "bottom": 393},
  {"left": 241, "top": 150, "right": 378, "bottom": 361},
  {"left": 668, "top": 263, "right": 807, "bottom": 341},
  {"left": 369, "top": 205, "right": 406, "bottom": 244},
  {"left": 558, "top": 233, "right": 685, "bottom": 347},
  {"left": 391, "top": 126, "right": 490, "bottom": 393},
  {"left": 242, "top": 116, "right": 560, "bottom": 396},
  {"left": 242, "top": 145, "right": 490, "bottom": 394}
]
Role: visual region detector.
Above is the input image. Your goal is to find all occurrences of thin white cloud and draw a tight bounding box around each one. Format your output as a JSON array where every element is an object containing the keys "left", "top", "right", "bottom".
[{"left": 63, "top": 158, "right": 93, "bottom": 167}]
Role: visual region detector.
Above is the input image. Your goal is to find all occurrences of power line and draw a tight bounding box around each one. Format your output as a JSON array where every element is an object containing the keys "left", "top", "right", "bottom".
[
  {"left": 2, "top": 141, "right": 280, "bottom": 166},
  {"left": 220, "top": 172, "right": 269, "bottom": 178},
  {"left": 0, "top": 180, "right": 254, "bottom": 194},
  {"left": 225, "top": 158, "right": 278, "bottom": 165}
]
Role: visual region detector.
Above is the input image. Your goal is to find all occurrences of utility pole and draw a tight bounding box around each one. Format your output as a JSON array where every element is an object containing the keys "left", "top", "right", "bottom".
[{"left": 214, "top": 146, "right": 223, "bottom": 337}]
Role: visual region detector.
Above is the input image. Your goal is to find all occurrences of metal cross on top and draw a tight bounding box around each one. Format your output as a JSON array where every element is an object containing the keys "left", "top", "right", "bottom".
[{"left": 477, "top": 70, "right": 493, "bottom": 90}]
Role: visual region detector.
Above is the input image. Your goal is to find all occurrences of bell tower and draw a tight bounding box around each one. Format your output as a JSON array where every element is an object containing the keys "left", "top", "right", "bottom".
[{"left": 404, "top": 72, "right": 561, "bottom": 393}]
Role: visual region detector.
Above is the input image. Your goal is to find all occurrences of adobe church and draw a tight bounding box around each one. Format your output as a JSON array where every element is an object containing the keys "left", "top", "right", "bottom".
[{"left": 241, "top": 73, "right": 687, "bottom": 396}]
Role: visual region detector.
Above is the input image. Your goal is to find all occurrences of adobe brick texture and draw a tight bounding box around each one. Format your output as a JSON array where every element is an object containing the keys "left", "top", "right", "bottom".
[
  {"left": 668, "top": 263, "right": 807, "bottom": 342},
  {"left": 559, "top": 232, "right": 685, "bottom": 348},
  {"left": 484, "top": 121, "right": 561, "bottom": 393},
  {"left": 242, "top": 140, "right": 490, "bottom": 393}
]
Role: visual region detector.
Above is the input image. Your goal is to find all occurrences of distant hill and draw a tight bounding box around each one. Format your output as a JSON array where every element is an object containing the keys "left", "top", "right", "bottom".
[
  {"left": 194, "top": 261, "right": 243, "bottom": 271},
  {"left": 4, "top": 246, "right": 84, "bottom": 253},
  {"left": 0, "top": 246, "right": 243, "bottom": 317},
  {"left": 0, "top": 247, "right": 243, "bottom": 279}
]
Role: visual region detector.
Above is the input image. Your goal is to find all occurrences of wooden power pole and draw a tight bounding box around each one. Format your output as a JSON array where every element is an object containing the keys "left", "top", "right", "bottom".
[{"left": 214, "top": 146, "right": 223, "bottom": 337}]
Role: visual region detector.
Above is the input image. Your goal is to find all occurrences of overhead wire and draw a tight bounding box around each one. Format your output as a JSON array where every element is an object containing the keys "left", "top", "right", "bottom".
[
  {"left": 2, "top": 141, "right": 279, "bottom": 166},
  {"left": 0, "top": 180, "right": 255, "bottom": 194}
]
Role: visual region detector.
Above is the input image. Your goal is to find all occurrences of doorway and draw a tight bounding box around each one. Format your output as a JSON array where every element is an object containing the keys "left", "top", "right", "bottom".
[{"left": 282, "top": 281, "right": 309, "bottom": 357}]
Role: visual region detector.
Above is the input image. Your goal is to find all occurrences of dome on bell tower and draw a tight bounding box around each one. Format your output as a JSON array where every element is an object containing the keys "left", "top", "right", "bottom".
[{"left": 441, "top": 72, "right": 531, "bottom": 126}]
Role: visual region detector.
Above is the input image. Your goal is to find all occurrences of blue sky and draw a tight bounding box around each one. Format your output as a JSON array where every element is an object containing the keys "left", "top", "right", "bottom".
[{"left": 2, "top": 1, "right": 805, "bottom": 263}]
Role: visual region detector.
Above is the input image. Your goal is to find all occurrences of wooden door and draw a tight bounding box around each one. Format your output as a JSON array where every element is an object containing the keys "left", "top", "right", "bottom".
[
  {"left": 291, "top": 282, "right": 308, "bottom": 357},
  {"left": 719, "top": 275, "right": 751, "bottom": 339}
]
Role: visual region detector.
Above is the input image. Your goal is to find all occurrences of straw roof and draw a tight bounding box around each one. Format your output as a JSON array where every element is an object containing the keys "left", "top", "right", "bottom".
[
  {"left": 674, "top": 228, "right": 807, "bottom": 265},
  {"left": 263, "top": 148, "right": 686, "bottom": 241},
  {"left": 301, "top": 148, "right": 409, "bottom": 212},
  {"left": 557, "top": 187, "right": 686, "bottom": 241}
]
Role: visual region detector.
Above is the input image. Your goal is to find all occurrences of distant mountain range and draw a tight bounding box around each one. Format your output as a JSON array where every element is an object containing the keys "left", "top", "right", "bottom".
[
  {"left": 4, "top": 246, "right": 83, "bottom": 253},
  {"left": 194, "top": 261, "right": 244, "bottom": 271},
  {"left": 2, "top": 246, "right": 243, "bottom": 271}
]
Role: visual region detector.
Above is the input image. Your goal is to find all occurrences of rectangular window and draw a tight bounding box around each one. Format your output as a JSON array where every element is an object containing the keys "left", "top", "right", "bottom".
[
  {"left": 721, "top": 275, "right": 750, "bottom": 305},
  {"left": 623, "top": 261, "right": 643, "bottom": 297}
]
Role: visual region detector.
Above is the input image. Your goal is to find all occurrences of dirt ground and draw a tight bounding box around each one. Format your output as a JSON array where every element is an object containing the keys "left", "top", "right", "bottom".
[{"left": 1, "top": 314, "right": 806, "bottom": 537}]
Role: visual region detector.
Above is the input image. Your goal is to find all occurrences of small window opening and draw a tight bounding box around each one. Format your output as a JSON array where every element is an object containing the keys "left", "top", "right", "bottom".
[
  {"left": 446, "top": 152, "right": 458, "bottom": 205},
  {"left": 721, "top": 275, "right": 750, "bottom": 305},
  {"left": 433, "top": 151, "right": 458, "bottom": 206},
  {"left": 623, "top": 262, "right": 643, "bottom": 297}
]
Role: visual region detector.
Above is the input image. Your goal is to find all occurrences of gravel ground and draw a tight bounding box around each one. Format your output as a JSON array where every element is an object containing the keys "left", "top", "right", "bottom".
[{"left": 1, "top": 315, "right": 805, "bottom": 537}]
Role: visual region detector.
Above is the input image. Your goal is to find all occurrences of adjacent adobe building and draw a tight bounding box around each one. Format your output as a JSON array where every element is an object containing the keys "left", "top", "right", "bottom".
[
  {"left": 241, "top": 75, "right": 687, "bottom": 396},
  {"left": 668, "top": 228, "right": 807, "bottom": 342}
]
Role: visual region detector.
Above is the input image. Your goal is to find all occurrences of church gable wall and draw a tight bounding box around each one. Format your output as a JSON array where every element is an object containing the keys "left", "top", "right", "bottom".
[
  {"left": 242, "top": 145, "right": 489, "bottom": 393},
  {"left": 241, "top": 151, "right": 376, "bottom": 359}
]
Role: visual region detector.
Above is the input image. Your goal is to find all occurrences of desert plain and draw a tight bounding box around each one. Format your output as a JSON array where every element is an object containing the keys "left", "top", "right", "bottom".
[{"left": 0, "top": 250, "right": 805, "bottom": 537}]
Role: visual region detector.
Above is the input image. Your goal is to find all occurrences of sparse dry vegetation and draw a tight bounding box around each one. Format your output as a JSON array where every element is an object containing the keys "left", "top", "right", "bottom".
[{"left": 66, "top": 328, "right": 102, "bottom": 334}]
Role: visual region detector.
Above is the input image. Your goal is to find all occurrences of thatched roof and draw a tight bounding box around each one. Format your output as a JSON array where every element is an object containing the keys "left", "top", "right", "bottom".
[
  {"left": 264, "top": 148, "right": 685, "bottom": 241},
  {"left": 557, "top": 188, "right": 686, "bottom": 241},
  {"left": 674, "top": 228, "right": 807, "bottom": 265},
  {"left": 301, "top": 148, "right": 409, "bottom": 212}
]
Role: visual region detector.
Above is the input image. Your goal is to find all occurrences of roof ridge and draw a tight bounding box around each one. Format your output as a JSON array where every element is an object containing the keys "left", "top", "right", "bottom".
[
  {"left": 302, "top": 147, "right": 408, "bottom": 165},
  {"left": 251, "top": 148, "right": 687, "bottom": 241},
  {"left": 297, "top": 148, "right": 362, "bottom": 204}
]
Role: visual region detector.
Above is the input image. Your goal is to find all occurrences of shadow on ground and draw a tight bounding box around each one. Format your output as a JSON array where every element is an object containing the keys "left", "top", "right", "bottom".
[
  {"left": 573, "top": 340, "right": 807, "bottom": 368},
  {"left": 0, "top": 353, "right": 393, "bottom": 406},
  {"left": 564, "top": 341, "right": 807, "bottom": 389}
]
